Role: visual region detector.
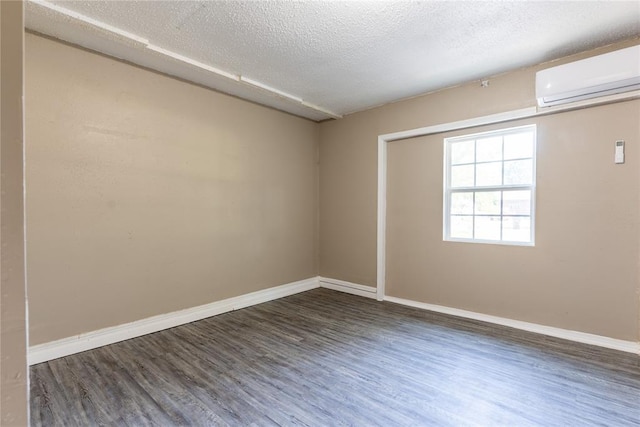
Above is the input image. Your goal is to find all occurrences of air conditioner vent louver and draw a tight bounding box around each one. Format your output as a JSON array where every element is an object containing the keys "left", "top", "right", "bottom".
[{"left": 536, "top": 45, "right": 640, "bottom": 107}]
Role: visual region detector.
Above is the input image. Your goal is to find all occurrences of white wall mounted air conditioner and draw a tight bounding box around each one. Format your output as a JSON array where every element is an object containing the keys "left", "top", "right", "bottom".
[{"left": 536, "top": 44, "right": 640, "bottom": 107}]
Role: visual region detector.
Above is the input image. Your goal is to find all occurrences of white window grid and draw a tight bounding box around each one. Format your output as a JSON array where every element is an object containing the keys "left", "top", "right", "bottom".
[{"left": 443, "top": 124, "right": 536, "bottom": 246}]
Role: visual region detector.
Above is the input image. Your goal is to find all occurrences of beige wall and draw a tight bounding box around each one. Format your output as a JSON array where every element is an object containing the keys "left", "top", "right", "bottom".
[
  {"left": 26, "top": 34, "right": 319, "bottom": 345},
  {"left": 387, "top": 104, "right": 639, "bottom": 341},
  {"left": 319, "top": 39, "right": 640, "bottom": 341},
  {"left": 319, "top": 55, "right": 538, "bottom": 286},
  {"left": 1, "top": 0, "right": 29, "bottom": 424},
  {"left": 23, "top": 30, "right": 640, "bottom": 347}
]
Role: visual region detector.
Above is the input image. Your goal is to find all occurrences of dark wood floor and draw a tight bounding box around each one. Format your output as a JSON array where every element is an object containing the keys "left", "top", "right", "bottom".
[{"left": 31, "top": 288, "right": 640, "bottom": 426}]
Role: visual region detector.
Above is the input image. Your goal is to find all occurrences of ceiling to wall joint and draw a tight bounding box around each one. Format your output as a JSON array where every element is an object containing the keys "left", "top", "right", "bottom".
[{"left": 25, "top": 0, "right": 640, "bottom": 121}]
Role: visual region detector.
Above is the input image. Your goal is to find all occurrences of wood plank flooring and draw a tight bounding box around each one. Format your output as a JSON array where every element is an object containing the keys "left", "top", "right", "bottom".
[{"left": 31, "top": 288, "right": 640, "bottom": 426}]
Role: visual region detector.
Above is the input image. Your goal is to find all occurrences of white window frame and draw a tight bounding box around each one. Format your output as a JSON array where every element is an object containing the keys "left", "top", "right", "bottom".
[{"left": 443, "top": 124, "right": 536, "bottom": 246}]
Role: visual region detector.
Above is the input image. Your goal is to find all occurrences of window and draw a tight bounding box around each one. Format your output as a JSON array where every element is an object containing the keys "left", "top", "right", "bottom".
[{"left": 443, "top": 125, "right": 536, "bottom": 245}]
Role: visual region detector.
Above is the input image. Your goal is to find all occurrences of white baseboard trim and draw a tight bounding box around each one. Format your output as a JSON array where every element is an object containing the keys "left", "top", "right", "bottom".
[
  {"left": 385, "top": 295, "right": 640, "bottom": 355},
  {"left": 30, "top": 276, "right": 638, "bottom": 364},
  {"left": 28, "top": 277, "right": 320, "bottom": 365},
  {"left": 319, "top": 277, "right": 377, "bottom": 299}
]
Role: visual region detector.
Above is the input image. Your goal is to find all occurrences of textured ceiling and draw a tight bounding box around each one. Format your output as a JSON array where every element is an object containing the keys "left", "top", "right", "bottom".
[{"left": 26, "top": 0, "right": 640, "bottom": 121}]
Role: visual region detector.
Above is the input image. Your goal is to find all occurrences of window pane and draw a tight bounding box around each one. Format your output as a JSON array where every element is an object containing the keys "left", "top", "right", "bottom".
[
  {"left": 503, "top": 190, "right": 531, "bottom": 215},
  {"left": 451, "top": 140, "right": 474, "bottom": 165},
  {"left": 475, "top": 191, "right": 501, "bottom": 215},
  {"left": 476, "top": 136, "right": 502, "bottom": 162},
  {"left": 476, "top": 162, "right": 502, "bottom": 186},
  {"left": 502, "top": 216, "right": 531, "bottom": 242},
  {"left": 451, "top": 192, "right": 474, "bottom": 214},
  {"left": 475, "top": 216, "right": 501, "bottom": 240},
  {"left": 450, "top": 215, "right": 473, "bottom": 238},
  {"left": 504, "top": 132, "right": 534, "bottom": 160},
  {"left": 504, "top": 159, "right": 533, "bottom": 185},
  {"left": 451, "top": 164, "right": 474, "bottom": 187},
  {"left": 444, "top": 125, "right": 535, "bottom": 245}
]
